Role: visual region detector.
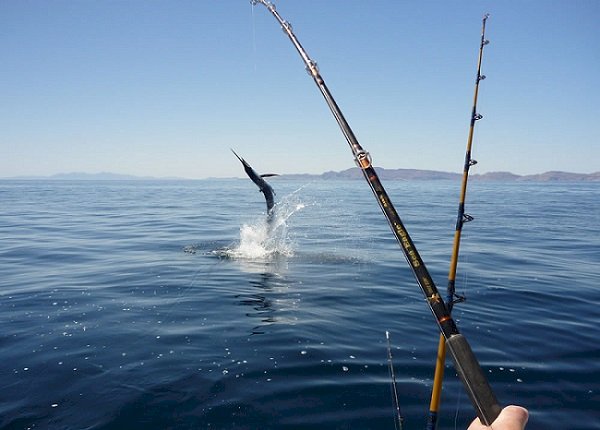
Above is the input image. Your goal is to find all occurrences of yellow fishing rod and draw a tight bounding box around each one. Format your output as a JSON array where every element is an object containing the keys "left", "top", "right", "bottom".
[
  {"left": 427, "top": 14, "right": 491, "bottom": 430},
  {"left": 252, "top": 1, "right": 501, "bottom": 425}
]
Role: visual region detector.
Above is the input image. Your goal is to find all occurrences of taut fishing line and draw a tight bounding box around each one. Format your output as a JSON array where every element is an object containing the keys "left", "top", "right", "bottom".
[{"left": 250, "top": 1, "right": 258, "bottom": 73}]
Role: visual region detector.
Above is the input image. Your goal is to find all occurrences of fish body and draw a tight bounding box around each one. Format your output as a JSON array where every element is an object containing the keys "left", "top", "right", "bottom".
[{"left": 231, "top": 149, "right": 277, "bottom": 216}]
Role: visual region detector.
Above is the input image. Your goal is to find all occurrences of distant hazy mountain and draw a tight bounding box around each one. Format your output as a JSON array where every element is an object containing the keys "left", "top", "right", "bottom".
[
  {"left": 7, "top": 172, "right": 184, "bottom": 181},
  {"left": 472, "top": 171, "right": 521, "bottom": 181},
  {"left": 4, "top": 169, "right": 599, "bottom": 181},
  {"left": 281, "top": 168, "right": 600, "bottom": 182},
  {"left": 511, "top": 171, "right": 600, "bottom": 182},
  {"left": 51, "top": 172, "right": 149, "bottom": 180},
  {"left": 321, "top": 167, "right": 460, "bottom": 180}
]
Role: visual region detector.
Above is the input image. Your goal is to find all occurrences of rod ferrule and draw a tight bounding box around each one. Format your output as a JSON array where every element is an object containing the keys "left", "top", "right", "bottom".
[
  {"left": 305, "top": 60, "right": 319, "bottom": 77},
  {"left": 354, "top": 150, "right": 372, "bottom": 169}
]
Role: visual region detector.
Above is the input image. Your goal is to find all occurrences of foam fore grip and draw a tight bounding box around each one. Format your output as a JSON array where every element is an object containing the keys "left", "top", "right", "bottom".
[{"left": 446, "top": 334, "right": 502, "bottom": 426}]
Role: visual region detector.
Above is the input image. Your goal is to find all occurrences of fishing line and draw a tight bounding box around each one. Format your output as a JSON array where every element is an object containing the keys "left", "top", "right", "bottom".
[
  {"left": 461, "top": 252, "right": 470, "bottom": 301},
  {"left": 386, "top": 331, "right": 405, "bottom": 430},
  {"left": 251, "top": 1, "right": 258, "bottom": 73},
  {"left": 453, "top": 378, "right": 465, "bottom": 430},
  {"left": 159, "top": 247, "right": 229, "bottom": 321}
]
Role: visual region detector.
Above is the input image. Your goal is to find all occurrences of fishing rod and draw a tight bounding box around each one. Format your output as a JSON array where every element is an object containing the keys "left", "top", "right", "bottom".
[
  {"left": 427, "top": 14, "right": 491, "bottom": 430},
  {"left": 251, "top": 1, "right": 501, "bottom": 425}
]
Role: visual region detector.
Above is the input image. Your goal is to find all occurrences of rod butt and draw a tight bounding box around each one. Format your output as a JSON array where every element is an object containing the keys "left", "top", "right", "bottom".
[{"left": 446, "top": 334, "right": 501, "bottom": 425}]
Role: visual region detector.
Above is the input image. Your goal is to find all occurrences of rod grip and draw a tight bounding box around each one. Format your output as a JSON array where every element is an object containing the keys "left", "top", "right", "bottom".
[{"left": 445, "top": 334, "right": 502, "bottom": 426}]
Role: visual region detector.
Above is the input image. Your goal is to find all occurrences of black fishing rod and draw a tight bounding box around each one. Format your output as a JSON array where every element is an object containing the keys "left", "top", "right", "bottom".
[
  {"left": 427, "top": 14, "right": 491, "bottom": 430},
  {"left": 251, "top": 1, "right": 501, "bottom": 425}
]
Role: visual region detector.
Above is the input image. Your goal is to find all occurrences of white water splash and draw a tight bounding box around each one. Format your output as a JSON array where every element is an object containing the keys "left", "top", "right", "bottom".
[{"left": 223, "top": 191, "right": 306, "bottom": 261}]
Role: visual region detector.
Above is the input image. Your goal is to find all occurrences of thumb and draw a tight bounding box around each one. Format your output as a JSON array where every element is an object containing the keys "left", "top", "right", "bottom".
[{"left": 468, "top": 405, "right": 529, "bottom": 430}]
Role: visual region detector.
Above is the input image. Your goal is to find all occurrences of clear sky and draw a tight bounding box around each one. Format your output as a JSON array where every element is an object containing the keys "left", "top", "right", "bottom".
[{"left": 2, "top": 0, "right": 599, "bottom": 178}]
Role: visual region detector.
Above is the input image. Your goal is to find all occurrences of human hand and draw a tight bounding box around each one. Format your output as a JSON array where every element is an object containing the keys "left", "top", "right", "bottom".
[{"left": 467, "top": 405, "right": 528, "bottom": 430}]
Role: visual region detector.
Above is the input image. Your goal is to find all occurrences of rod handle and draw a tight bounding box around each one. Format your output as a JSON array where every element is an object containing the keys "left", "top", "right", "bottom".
[{"left": 446, "top": 334, "right": 502, "bottom": 426}]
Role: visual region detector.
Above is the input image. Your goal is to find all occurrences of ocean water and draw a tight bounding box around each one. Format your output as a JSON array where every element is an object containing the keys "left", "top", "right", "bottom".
[{"left": 1, "top": 179, "right": 598, "bottom": 430}]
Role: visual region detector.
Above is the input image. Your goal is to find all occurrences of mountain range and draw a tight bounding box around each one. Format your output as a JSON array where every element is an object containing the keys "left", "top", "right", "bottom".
[
  {"left": 280, "top": 167, "right": 600, "bottom": 182},
  {"left": 5, "top": 172, "right": 184, "bottom": 181},
  {"left": 4, "top": 169, "right": 600, "bottom": 182}
]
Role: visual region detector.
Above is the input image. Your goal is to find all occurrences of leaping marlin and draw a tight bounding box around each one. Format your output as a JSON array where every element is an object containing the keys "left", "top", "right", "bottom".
[{"left": 231, "top": 149, "right": 278, "bottom": 217}]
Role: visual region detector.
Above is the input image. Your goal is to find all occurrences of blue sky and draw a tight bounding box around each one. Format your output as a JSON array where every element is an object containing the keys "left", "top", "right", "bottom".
[{"left": 2, "top": 0, "right": 598, "bottom": 178}]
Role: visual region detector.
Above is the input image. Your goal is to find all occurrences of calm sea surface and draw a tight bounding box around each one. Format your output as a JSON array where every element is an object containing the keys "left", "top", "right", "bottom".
[{"left": 1, "top": 179, "right": 598, "bottom": 430}]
